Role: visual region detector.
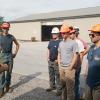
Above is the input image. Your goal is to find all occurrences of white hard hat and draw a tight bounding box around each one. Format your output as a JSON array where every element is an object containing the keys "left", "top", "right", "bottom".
[
  {"left": 74, "top": 26, "right": 79, "bottom": 32},
  {"left": 51, "top": 27, "right": 59, "bottom": 34}
]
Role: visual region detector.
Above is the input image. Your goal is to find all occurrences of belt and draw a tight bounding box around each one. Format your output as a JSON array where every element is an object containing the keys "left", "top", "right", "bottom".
[
  {"left": 0, "top": 51, "right": 11, "bottom": 53},
  {"left": 94, "top": 85, "right": 100, "bottom": 90}
]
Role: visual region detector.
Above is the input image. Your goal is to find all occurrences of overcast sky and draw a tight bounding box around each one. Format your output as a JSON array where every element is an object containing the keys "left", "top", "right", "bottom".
[{"left": 0, "top": 0, "right": 100, "bottom": 21}]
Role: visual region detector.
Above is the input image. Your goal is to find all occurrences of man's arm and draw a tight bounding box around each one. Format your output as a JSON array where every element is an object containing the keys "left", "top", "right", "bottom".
[
  {"left": 47, "top": 49, "right": 50, "bottom": 61},
  {"left": 84, "top": 61, "right": 89, "bottom": 79},
  {"left": 57, "top": 52, "right": 61, "bottom": 66},
  {"left": 70, "top": 53, "right": 78, "bottom": 70},
  {"left": 13, "top": 37, "right": 19, "bottom": 58}
]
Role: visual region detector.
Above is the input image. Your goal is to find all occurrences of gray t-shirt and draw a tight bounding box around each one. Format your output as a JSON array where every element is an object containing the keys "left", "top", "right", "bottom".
[{"left": 58, "top": 39, "right": 78, "bottom": 66}]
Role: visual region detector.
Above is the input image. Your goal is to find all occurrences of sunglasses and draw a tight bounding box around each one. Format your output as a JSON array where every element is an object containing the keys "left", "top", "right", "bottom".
[
  {"left": 89, "top": 33, "right": 100, "bottom": 38},
  {"left": 70, "top": 32, "right": 75, "bottom": 35},
  {"left": 89, "top": 34, "right": 95, "bottom": 38}
]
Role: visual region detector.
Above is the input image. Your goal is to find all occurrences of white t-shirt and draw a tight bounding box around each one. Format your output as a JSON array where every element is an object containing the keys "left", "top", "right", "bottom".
[{"left": 75, "top": 39, "right": 84, "bottom": 53}]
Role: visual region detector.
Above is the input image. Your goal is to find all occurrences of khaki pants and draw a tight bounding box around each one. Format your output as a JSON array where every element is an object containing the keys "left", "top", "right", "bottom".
[
  {"left": 59, "top": 66, "right": 75, "bottom": 100},
  {"left": 85, "top": 84, "right": 100, "bottom": 100}
]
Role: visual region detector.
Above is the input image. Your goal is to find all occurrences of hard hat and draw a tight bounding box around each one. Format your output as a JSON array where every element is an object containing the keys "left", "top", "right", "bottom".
[
  {"left": 51, "top": 27, "right": 59, "bottom": 34},
  {"left": 88, "top": 24, "right": 100, "bottom": 32},
  {"left": 1, "top": 22, "right": 10, "bottom": 29},
  {"left": 70, "top": 29, "right": 76, "bottom": 33},
  {"left": 60, "top": 24, "right": 70, "bottom": 33},
  {"left": 74, "top": 27, "right": 79, "bottom": 32}
]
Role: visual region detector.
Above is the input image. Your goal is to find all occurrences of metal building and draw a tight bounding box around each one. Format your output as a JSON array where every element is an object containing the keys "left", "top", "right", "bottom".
[{"left": 9, "top": 6, "right": 100, "bottom": 42}]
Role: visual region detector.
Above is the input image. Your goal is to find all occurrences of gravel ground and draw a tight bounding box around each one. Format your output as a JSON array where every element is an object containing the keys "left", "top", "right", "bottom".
[{"left": 1, "top": 73, "right": 61, "bottom": 100}]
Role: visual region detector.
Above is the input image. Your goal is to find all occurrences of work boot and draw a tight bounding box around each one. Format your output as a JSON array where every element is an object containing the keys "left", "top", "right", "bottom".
[
  {"left": 5, "top": 85, "right": 13, "bottom": 93},
  {"left": 0, "top": 89, "right": 4, "bottom": 98},
  {"left": 46, "top": 87, "right": 56, "bottom": 92},
  {"left": 55, "top": 91, "right": 62, "bottom": 96}
]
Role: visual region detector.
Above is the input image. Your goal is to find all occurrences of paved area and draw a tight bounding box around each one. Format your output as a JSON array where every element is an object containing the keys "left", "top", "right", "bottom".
[
  {"left": 1, "top": 73, "right": 61, "bottom": 100},
  {"left": 13, "top": 41, "right": 49, "bottom": 80},
  {"left": 1, "top": 41, "right": 87, "bottom": 100}
]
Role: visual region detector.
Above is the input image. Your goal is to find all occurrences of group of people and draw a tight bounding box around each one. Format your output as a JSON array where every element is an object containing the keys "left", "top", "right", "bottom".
[
  {"left": 0, "top": 21, "right": 100, "bottom": 100},
  {"left": 47, "top": 23, "right": 100, "bottom": 100},
  {"left": 0, "top": 22, "right": 19, "bottom": 98}
]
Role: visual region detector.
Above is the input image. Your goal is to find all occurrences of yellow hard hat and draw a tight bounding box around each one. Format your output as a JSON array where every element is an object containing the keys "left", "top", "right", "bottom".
[{"left": 88, "top": 24, "right": 100, "bottom": 32}]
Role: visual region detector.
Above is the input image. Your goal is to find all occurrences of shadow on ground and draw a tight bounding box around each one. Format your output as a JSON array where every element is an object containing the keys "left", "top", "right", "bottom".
[
  {"left": 12, "top": 72, "right": 41, "bottom": 90},
  {"left": 12, "top": 87, "right": 61, "bottom": 100}
]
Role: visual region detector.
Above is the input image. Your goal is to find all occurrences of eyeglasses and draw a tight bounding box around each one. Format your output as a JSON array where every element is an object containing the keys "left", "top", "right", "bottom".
[
  {"left": 70, "top": 32, "right": 75, "bottom": 35},
  {"left": 89, "top": 34, "right": 95, "bottom": 38},
  {"left": 89, "top": 33, "right": 100, "bottom": 38}
]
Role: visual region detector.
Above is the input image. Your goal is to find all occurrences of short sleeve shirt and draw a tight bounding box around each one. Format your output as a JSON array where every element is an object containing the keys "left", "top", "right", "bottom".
[
  {"left": 48, "top": 39, "right": 61, "bottom": 61},
  {"left": 58, "top": 39, "right": 78, "bottom": 66}
]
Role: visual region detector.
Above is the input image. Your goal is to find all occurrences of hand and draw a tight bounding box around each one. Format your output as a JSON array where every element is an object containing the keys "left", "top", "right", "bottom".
[
  {"left": 47, "top": 58, "right": 50, "bottom": 62},
  {"left": 84, "top": 74, "right": 87, "bottom": 80},
  {"left": 70, "top": 67, "right": 73, "bottom": 71},
  {"left": 12, "top": 53, "right": 16, "bottom": 58},
  {"left": 55, "top": 60, "right": 58, "bottom": 63}
]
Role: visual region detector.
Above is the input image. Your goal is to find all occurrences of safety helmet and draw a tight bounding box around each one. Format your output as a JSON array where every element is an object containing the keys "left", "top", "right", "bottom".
[
  {"left": 51, "top": 27, "right": 59, "bottom": 34},
  {"left": 70, "top": 29, "right": 76, "bottom": 33},
  {"left": 1, "top": 22, "right": 10, "bottom": 29},
  {"left": 60, "top": 24, "right": 70, "bottom": 33},
  {"left": 74, "top": 27, "right": 79, "bottom": 32},
  {"left": 88, "top": 24, "right": 100, "bottom": 32}
]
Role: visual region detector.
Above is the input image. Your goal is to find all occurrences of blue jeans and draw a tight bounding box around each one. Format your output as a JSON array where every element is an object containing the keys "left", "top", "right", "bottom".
[
  {"left": 0, "top": 72, "right": 5, "bottom": 92},
  {"left": 5, "top": 60, "right": 13, "bottom": 86},
  {"left": 0, "top": 53, "right": 13, "bottom": 89},
  {"left": 75, "top": 66, "right": 81, "bottom": 100}
]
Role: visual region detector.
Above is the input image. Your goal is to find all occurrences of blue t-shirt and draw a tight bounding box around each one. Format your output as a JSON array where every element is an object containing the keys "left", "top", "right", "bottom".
[
  {"left": 87, "top": 45, "right": 100, "bottom": 89},
  {"left": 0, "top": 34, "right": 14, "bottom": 53},
  {"left": 48, "top": 39, "right": 61, "bottom": 61}
]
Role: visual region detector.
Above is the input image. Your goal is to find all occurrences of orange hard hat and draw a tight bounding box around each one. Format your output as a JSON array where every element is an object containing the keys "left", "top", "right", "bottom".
[
  {"left": 70, "top": 29, "right": 76, "bottom": 33},
  {"left": 60, "top": 24, "right": 70, "bottom": 33},
  {"left": 88, "top": 24, "right": 100, "bottom": 32},
  {"left": 1, "top": 22, "right": 10, "bottom": 29}
]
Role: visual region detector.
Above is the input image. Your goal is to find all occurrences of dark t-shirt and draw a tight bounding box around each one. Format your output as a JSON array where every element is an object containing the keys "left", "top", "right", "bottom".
[
  {"left": 48, "top": 39, "right": 61, "bottom": 61},
  {"left": 87, "top": 45, "right": 100, "bottom": 89},
  {"left": 0, "top": 34, "right": 14, "bottom": 53}
]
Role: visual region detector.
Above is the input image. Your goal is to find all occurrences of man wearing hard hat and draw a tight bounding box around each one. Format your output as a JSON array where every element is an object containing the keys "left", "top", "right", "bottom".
[
  {"left": 0, "top": 22, "right": 19, "bottom": 97},
  {"left": 85, "top": 24, "right": 100, "bottom": 100},
  {"left": 70, "top": 26, "right": 85, "bottom": 100},
  {"left": 46, "top": 27, "right": 62, "bottom": 96},
  {"left": 58, "top": 24, "right": 78, "bottom": 100}
]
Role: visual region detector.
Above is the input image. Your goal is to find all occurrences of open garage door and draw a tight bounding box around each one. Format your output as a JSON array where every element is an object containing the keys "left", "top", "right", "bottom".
[{"left": 42, "top": 25, "right": 61, "bottom": 41}]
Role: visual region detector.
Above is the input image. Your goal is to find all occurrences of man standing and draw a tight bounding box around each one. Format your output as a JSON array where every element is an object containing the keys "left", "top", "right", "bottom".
[
  {"left": 58, "top": 24, "right": 78, "bottom": 100},
  {"left": 85, "top": 24, "right": 100, "bottom": 100},
  {"left": 46, "top": 27, "right": 61, "bottom": 96},
  {"left": 70, "top": 27, "right": 84, "bottom": 100},
  {"left": 0, "top": 22, "right": 19, "bottom": 93}
]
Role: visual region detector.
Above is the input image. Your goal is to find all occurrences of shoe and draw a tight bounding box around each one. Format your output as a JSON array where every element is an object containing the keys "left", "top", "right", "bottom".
[
  {"left": 5, "top": 85, "right": 13, "bottom": 93},
  {"left": 80, "top": 98, "right": 84, "bottom": 100},
  {"left": 55, "top": 91, "right": 62, "bottom": 96},
  {"left": 0, "top": 90, "right": 4, "bottom": 98},
  {"left": 46, "top": 87, "right": 56, "bottom": 92}
]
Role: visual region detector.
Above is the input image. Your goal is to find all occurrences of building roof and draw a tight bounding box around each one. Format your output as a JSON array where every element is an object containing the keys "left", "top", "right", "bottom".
[
  {"left": 0, "top": 17, "right": 2, "bottom": 18},
  {"left": 10, "top": 6, "right": 100, "bottom": 23}
]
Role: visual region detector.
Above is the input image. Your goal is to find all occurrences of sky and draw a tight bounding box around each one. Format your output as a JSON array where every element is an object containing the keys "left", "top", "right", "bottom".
[{"left": 0, "top": 0, "right": 100, "bottom": 21}]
